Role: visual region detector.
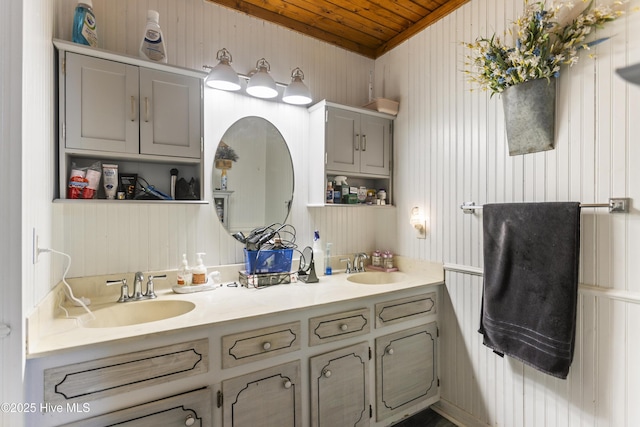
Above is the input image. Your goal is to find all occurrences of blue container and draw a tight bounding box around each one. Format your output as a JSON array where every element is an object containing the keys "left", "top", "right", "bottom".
[{"left": 244, "top": 248, "right": 293, "bottom": 274}]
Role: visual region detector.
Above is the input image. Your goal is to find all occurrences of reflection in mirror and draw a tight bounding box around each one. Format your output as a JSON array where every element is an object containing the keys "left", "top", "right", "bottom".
[{"left": 213, "top": 117, "right": 294, "bottom": 234}]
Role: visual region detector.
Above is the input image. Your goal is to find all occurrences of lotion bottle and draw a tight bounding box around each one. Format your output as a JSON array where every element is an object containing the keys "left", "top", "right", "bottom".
[
  {"left": 177, "top": 254, "right": 192, "bottom": 286},
  {"left": 192, "top": 253, "right": 207, "bottom": 285},
  {"left": 312, "top": 230, "right": 324, "bottom": 276},
  {"left": 139, "top": 10, "right": 167, "bottom": 63}
]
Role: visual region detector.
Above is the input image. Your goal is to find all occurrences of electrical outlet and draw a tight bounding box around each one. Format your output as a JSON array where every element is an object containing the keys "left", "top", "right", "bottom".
[{"left": 32, "top": 228, "right": 39, "bottom": 264}]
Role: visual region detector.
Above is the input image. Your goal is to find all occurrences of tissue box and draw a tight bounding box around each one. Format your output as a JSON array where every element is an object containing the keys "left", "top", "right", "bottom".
[{"left": 244, "top": 248, "right": 293, "bottom": 273}]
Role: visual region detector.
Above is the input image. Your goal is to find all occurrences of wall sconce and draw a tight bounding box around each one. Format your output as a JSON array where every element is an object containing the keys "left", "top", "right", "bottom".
[
  {"left": 282, "top": 67, "right": 312, "bottom": 105},
  {"left": 205, "top": 48, "right": 241, "bottom": 91},
  {"left": 409, "top": 207, "right": 427, "bottom": 239},
  {"left": 246, "top": 58, "right": 278, "bottom": 99}
]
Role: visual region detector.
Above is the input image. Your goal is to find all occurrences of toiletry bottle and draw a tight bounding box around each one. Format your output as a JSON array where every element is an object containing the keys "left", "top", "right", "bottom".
[
  {"left": 72, "top": 0, "right": 98, "bottom": 47},
  {"left": 324, "top": 243, "right": 333, "bottom": 275},
  {"left": 383, "top": 251, "right": 394, "bottom": 269},
  {"left": 326, "top": 181, "right": 334, "bottom": 204},
  {"left": 372, "top": 250, "right": 382, "bottom": 268},
  {"left": 177, "top": 253, "right": 192, "bottom": 286},
  {"left": 139, "top": 10, "right": 167, "bottom": 63},
  {"left": 192, "top": 253, "right": 207, "bottom": 285},
  {"left": 312, "top": 231, "right": 324, "bottom": 276},
  {"left": 221, "top": 169, "right": 228, "bottom": 190}
]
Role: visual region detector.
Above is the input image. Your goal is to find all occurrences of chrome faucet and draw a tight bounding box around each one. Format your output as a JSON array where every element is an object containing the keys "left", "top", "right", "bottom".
[
  {"left": 132, "top": 271, "right": 145, "bottom": 299},
  {"left": 353, "top": 253, "right": 369, "bottom": 273},
  {"left": 106, "top": 272, "right": 166, "bottom": 303}
]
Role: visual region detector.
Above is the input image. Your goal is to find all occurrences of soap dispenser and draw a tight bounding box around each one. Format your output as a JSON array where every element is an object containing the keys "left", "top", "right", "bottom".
[
  {"left": 192, "top": 253, "right": 207, "bottom": 285},
  {"left": 177, "top": 253, "right": 192, "bottom": 286}
]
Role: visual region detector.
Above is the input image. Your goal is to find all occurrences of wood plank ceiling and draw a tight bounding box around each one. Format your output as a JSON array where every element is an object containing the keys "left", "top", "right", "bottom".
[{"left": 205, "top": 0, "right": 470, "bottom": 59}]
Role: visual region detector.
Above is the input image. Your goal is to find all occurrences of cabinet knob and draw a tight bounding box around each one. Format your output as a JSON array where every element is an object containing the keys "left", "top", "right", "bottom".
[
  {"left": 185, "top": 414, "right": 195, "bottom": 426},
  {"left": 386, "top": 348, "right": 394, "bottom": 355},
  {"left": 340, "top": 324, "right": 348, "bottom": 331},
  {"left": 262, "top": 342, "right": 272, "bottom": 351},
  {"left": 322, "top": 369, "right": 332, "bottom": 378},
  {"left": 283, "top": 380, "right": 292, "bottom": 389}
]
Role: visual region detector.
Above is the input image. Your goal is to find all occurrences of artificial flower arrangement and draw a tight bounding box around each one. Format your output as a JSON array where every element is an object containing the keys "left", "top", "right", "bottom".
[{"left": 464, "top": 0, "right": 626, "bottom": 95}]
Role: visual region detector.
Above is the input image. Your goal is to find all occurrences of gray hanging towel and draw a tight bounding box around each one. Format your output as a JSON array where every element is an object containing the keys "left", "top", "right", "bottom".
[{"left": 479, "top": 202, "right": 581, "bottom": 379}]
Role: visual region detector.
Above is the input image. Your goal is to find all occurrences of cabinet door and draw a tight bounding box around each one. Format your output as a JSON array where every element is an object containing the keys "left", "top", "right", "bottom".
[
  {"left": 65, "top": 52, "right": 139, "bottom": 153},
  {"left": 326, "top": 107, "right": 360, "bottom": 174},
  {"left": 222, "top": 360, "right": 301, "bottom": 427},
  {"left": 359, "top": 115, "right": 391, "bottom": 176},
  {"left": 310, "top": 342, "right": 370, "bottom": 427},
  {"left": 62, "top": 388, "right": 211, "bottom": 426},
  {"left": 375, "top": 322, "right": 438, "bottom": 421},
  {"left": 139, "top": 68, "right": 202, "bottom": 158}
]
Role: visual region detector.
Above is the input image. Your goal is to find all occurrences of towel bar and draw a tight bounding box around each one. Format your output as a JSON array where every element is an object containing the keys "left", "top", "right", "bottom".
[{"left": 460, "top": 198, "right": 630, "bottom": 214}]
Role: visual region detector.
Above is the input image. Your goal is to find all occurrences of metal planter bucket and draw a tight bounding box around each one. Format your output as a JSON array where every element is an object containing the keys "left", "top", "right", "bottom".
[{"left": 501, "top": 78, "right": 556, "bottom": 156}]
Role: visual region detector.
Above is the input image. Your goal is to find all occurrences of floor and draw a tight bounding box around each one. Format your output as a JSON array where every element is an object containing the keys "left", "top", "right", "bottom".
[{"left": 393, "top": 407, "right": 458, "bottom": 427}]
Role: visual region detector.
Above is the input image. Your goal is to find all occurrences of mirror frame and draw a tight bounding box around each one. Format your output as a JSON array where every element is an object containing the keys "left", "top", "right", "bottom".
[{"left": 211, "top": 115, "right": 295, "bottom": 234}]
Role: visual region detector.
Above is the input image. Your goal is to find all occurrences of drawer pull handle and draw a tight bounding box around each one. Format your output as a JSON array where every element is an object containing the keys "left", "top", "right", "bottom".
[
  {"left": 262, "top": 342, "right": 272, "bottom": 351},
  {"left": 322, "top": 369, "right": 332, "bottom": 378},
  {"left": 386, "top": 348, "right": 394, "bottom": 355},
  {"left": 340, "top": 324, "right": 348, "bottom": 331},
  {"left": 354, "top": 134, "right": 360, "bottom": 151},
  {"left": 283, "top": 380, "right": 292, "bottom": 389},
  {"left": 185, "top": 414, "right": 195, "bottom": 426},
  {"left": 361, "top": 135, "right": 367, "bottom": 151}
]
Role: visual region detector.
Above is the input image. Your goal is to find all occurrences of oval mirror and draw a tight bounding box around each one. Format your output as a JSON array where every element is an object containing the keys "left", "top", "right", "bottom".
[{"left": 212, "top": 117, "right": 294, "bottom": 234}]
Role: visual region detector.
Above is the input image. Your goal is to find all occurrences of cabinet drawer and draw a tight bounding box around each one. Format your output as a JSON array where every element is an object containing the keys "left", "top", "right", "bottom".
[
  {"left": 62, "top": 387, "right": 211, "bottom": 426},
  {"left": 44, "top": 339, "right": 208, "bottom": 404},
  {"left": 374, "top": 292, "right": 436, "bottom": 328},
  {"left": 309, "top": 308, "right": 370, "bottom": 346},
  {"left": 222, "top": 321, "right": 301, "bottom": 368}
]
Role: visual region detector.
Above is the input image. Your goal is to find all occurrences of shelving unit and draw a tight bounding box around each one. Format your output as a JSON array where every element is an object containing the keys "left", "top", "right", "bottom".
[
  {"left": 307, "top": 100, "right": 394, "bottom": 207},
  {"left": 54, "top": 39, "right": 206, "bottom": 203}
]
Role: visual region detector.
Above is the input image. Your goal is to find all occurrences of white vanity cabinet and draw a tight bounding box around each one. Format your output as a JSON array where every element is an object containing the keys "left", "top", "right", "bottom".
[
  {"left": 27, "top": 271, "right": 442, "bottom": 427},
  {"left": 54, "top": 39, "right": 205, "bottom": 201},
  {"left": 307, "top": 100, "right": 394, "bottom": 206}
]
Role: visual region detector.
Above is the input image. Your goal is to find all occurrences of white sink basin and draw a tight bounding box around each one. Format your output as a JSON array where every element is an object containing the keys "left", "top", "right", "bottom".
[
  {"left": 346, "top": 271, "right": 408, "bottom": 285},
  {"left": 80, "top": 300, "right": 195, "bottom": 328}
]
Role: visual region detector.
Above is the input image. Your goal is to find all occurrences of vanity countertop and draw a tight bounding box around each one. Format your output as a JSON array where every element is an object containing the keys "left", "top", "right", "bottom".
[{"left": 27, "top": 257, "right": 443, "bottom": 358}]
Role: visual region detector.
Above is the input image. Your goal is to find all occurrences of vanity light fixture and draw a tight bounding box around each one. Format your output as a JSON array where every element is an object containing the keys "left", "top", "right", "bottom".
[
  {"left": 246, "top": 58, "right": 278, "bottom": 99},
  {"left": 205, "top": 48, "right": 241, "bottom": 91},
  {"left": 282, "top": 67, "right": 312, "bottom": 105},
  {"left": 410, "top": 207, "right": 427, "bottom": 239}
]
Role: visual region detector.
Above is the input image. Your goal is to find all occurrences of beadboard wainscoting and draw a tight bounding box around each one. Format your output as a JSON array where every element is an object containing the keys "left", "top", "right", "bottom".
[
  {"left": 374, "top": 0, "right": 640, "bottom": 425},
  {"left": 439, "top": 265, "right": 640, "bottom": 426}
]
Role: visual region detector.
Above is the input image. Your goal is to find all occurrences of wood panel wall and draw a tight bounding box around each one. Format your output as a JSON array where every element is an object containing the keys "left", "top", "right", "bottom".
[{"left": 374, "top": 0, "right": 640, "bottom": 425}]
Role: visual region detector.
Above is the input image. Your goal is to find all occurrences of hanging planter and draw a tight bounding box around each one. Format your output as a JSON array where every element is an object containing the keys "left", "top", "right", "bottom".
[
  {"left": 462, "top": 0, "right": 625, "bottom": 156},
  {"left": 501, "top": 77, "right": 556, "bottom": 156}
]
